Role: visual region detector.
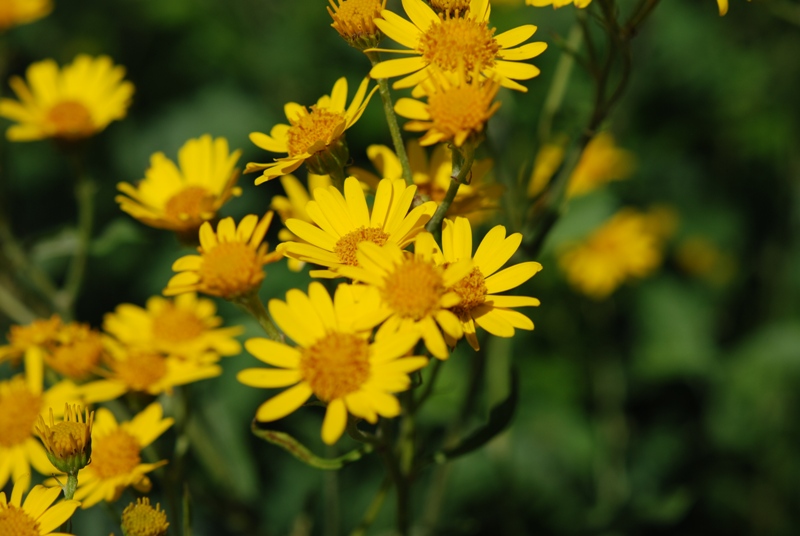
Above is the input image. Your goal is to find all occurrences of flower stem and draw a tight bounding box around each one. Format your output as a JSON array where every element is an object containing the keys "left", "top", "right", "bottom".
[
  {"left": 378, "top": 418, "right": 410, "bottom": 535},
  {"left": 425, "top": 143, "right": 475, "bottom": 233},
  {"left": 235, "top": 292, "right": 283, "bottom": 341},
  {"left": 64, "top": 473, "right": 78, "bottom": 500},
  {"left": 350, "top": 478, "right": 391, "bottom": 536},
  {"left": 366, "top": 51, "right": 413, "bottom": 186},
  {"left": 538, "top": 23, "right": 583, "bottom": 142}
]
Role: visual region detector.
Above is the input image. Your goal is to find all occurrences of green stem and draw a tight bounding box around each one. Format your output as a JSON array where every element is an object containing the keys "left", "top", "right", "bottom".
[
  {"left": 425, "top": 143, "right": 475, "bottom": 234},
  {"left": 366, "top": 51, "right": 414, "bottom": 187},
  {"left": 411, "top": 358, "right": 443, "bottom": 415},
  {"left": 0, "top": 282, "right": 36, "bottom": 323},
  {"left": 59, "top": 167, "right": 96, "bottom": 320},
  {"left": 538, "top": 23, "right": 583, "bottom": 142},
  {"left": 378, "top": 418, "right": 410, "bottom": 536},
  {"left": 64, "top": 473, "right": 78, "bottom": 500},
  {"left": 328, "top": 158, "right": 347, "bottom": 193},
  {"left": 235, "top": 292, "right": 283, "bottom": 341},
  {"left": 350, "top": 478, "right": 391, "bottom": 536}
]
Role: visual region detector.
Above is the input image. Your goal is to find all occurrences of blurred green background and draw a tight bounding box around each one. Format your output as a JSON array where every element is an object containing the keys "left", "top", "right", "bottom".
[{"left": 2, "top": 0, "right": 800, "bottom": 534}]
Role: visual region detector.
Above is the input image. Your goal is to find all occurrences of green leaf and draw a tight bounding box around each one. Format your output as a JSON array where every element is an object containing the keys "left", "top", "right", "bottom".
[{"left": 250, "top": 421, "right": 372, "bottom": 470}]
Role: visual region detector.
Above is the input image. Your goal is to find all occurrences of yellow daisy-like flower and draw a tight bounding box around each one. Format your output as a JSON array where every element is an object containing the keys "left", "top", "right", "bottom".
[
  {"left": 281, "top": 176, "right": 437, "bottom": 278},
  {"left": 116, "top": 135, "right": 243, "bottom": 238},
  {"left": 370, "top": 0, "right": 547, "bottom": 92},
  {"left": 238, "top": 282, "right": 427, "bottom": 445},
  {"left": 0, "top": 480, "right": 79, "bottom": 536},
  {"left": 0, "top": 0, "right": 52, "bottom": 32},
  {"left": 44, "top": 322, "right": 106, "bottom": 381},
  {"left": 103, "top": 293, "right": 243, "bottom": 364},
  {"left": 34, "top": 404, "right": 93, "bottom": 475},
  {"left": 0, "top": 314, "right": 62, "bottom": 369},
  {"left": 121, "top": 497, "right": 170, "bottom": 536},
  {"left": 0, "top": 373, "right": 82, "bottom": 491},
  {"left": 164, "top": 212, "right": 282, "bottom": 300},
  {"left": 526, "top": 0, "right": 592, "bottom": 8},
  {"left": 349, "top": 140, "right": 501, "bottom": 223},
  {"left": 48, "top": 403, "right": 173, "bottom": 509},
  {"left": 80, "top": 340, "right": 222, "bottom": 404},
  {"left": 395, "top": 69, "right": 501, "bottom": 147},
  {"left": 271, "top": 173, "right": 332, "bottom": 272},
  {"left": 0, "top": 54, "right": 134, "bottom": 142},
  {"left": 528, "top": 132, "right": 636, "bottom": 199},
  {"left": 245, "top": 77, "right": 378, "bottom": 185},
  {"left": 435, "top": 218, "right": 541, "bottom": 350},
  {"left": 338, "top": 235, "right": 472, "bottom": 359},
  {"left": 328, "top": 0, "right": 386, "bottom": 50},
  {"left": 558, "top": 207, "right": 674, "bottom": 299}
]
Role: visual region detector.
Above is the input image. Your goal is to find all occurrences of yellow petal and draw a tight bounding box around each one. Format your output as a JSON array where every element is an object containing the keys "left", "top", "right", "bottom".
[
  {"left": 255, "top": 382, "right": 313, "bottom": 422},
  {"left": 484, "top": 262, "right": 542, "bottom": 294},
  {"left": 237, "top": 368, "right": 302, "bottom": 388},
  {"left": 245, "top": 338, "right": 301, "bottom": 368},
  {"left": 321, "top": 398, "right": 348, "bottom": 444}
]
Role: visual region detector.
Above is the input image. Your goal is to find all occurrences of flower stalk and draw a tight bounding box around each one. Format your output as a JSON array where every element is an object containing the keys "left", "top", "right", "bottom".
[{"left": 425, "top": 142, "right": 475, "bottom": 233}]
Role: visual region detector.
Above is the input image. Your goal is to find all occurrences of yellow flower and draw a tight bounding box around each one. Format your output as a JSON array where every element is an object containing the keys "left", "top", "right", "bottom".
[
  {"left": 45, "top": 322, "right": 106, "bottom": 381},
  {"left": 348, "top": 140, "right": 501, "bottom": 223},
  {"left": 271, "top": 173, "right": 332, "bottom": 272},
  {"left": 0, "top": 480, "right": 79, "bottom": 536},
  {"left": 80, "top": 339, "right": 222, "bottom": 404},
  {"left": 0, "top": 0, "right": 52, "bottom": 31},
  {"left": 280, "top": 176, "right": 437, "bottom": 278},
  {"left": 370, "top": 0, "right": 547, "bottom": 92},
  {"left": 103, "top": 293, "right": 243, "bottom": 364},
  {"left": 0, "top": 374, "right": 82, "bottom": 491},
  {"left": 121, "top": 497, "right": 169, "bottom": 536},
  {"left": 328, "top": 0, "right": 386, "bottom": 50},
  {"left": 433, "top": 217, "right": 542, "bottom": 350},
  {"left": 238, "top": 282, "right": 427, "bottom": 445},
  {"left": 34, "top": 404, "right": 93, "bottom": 475},
  {"left": 48, "top": 403, "right": 173, "bottom": 509},
  {"left": 245, "top": 77, "right": 377, "bottom": 184},
  {"left": 0, "top": 315, "right": 62, "bottom": 369},
  {"left": 164, "top": 212, "right": 282, "bottom": 300},
  {"left": 675, "top": 236, "right": 736, "bottom": 285},
  {"left": 526, "top": 0, "right": 592, "bottom": 8},
  {"left": 717, "top": 0, "right": 728, "bottom": 15},
  {"left": 395, "top": 69, "right": 501, "bottom": 147},
  {"left": 116, "top": 135, "right": 242, "bottom": 238},
  {"left": 428, "top": 0, "right": 472, "bottom": 13},
  {"left": 338, "top": 235, "right": 472, "bottom": 359},
  {"left": 558, "top": 207, "right": 674, "bottom": 299},
  {"left": 528, "top": 132, "right": 636, "bottom": 199},
  {"left": 0, "top": 54, "right": 134, "bottom": 142}
]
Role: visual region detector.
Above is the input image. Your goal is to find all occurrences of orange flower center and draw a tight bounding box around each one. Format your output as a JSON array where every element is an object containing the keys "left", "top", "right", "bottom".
[
  {"left": 418, "top": 17, "right": 499, "bottom": 73},
  {"left": 91, "top": 429, "right": 142, "bottom": 479},
  {"left": 429, "top": 0, "right": 471, "bottom": 14},
  {"left": 449, "top": 266, "right": 487, "bottom": 320},
  {"left": 151, "top": 305, "right": 206, "bottom": 344},
  {"left": 329, "top": 0, "right": 383, "bottom": 38},
  {"left": 46, "top": 421, "right": 88, "bottom": 458},
  {"left": 334, "top": 226, "right": 390, "bottom": 266},
  {"left": 0, "top": 504, "right": 40, "bottom": 536},
  {"left": 46, "top": 338, "right": 104, "bottom": 379},
  {"left": 198, "top": 242, "right": 264, "bottom": 299},
  {"left": 122, "top": 498, "right": 170, "bottom": 536},
  {"left": 46, "top": 100, "right": 95, "bottom": 139},
  {"left": 7, "top": 315, "right": 62, "bottom": 354},
  {"left": 382, "top": 257, "right": 444, "bottom": 320},
  {"left": 0, "top": 380, "right": 42, "bottom": 447},
  {"left": 426, "top": 80, "right": 499, "bottom": 142},
  {"left": 112, "top": 353, "right": 168, "bottom": 392},
  {"left": 164, "top": 186, "right": 215, "bottom": 228},
  {"left": 300, "top": 332, "right": 370, "bottom": 401},
  {"left": 286, "top": 107, "right": 346, "bottom": 157}
]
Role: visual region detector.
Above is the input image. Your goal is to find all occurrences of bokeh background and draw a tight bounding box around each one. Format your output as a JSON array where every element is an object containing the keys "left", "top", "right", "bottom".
[{"left": 2, "top": 0, "right": 800, "bottom": 534}]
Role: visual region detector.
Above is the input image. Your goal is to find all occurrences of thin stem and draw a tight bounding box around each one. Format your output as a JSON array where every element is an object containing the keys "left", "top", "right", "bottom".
[
  {"left": 539, "top": 23, "right": 584, "bottom": 142},
  {"left": 378, "top": 418, "right": 409, "bottom": 536},
  {"left": 0, "top": 282, "right": 36, "bottom": 323},
  {"left": 64, "top": 473, "right": 78, "bottom": 500},
  {"left": 412, "top": 358, "right": 443, "bottom": 415},
  {"left": 59, "top": 164, "right": 96, "bottom": 320},
  {"left": 425, "top": 143, "right": 475, "bottom": 233},
  {"left": 235, "top": 292, "right": 283, "bottom": 341},
  {"left": 366, "top": 51, "right": 414, "bottom": 187},
  {"left": 350, "top": 478, "right": 391, "bottom": 536}
]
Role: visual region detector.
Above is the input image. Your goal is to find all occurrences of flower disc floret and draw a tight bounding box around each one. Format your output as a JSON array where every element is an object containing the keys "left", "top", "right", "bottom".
[
  {"left": 419, "top": 16, "right": 499, "bottom": 73},
  {"left": 121, "top": 498, "right": 169, "bottom": 536}
]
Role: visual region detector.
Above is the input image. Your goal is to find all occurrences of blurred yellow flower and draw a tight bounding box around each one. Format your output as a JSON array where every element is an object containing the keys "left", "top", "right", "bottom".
[
  {"left": 116, "top": 135, "right": 242, "bottom": 238},
  {"left": 165, "top": 212, "right": 282, "bottom": 300},
  {"left": 0, "top": 54, "right": 134, "bottom": 141},
  {"left": 280, "top": 176, "right": 436, "bottom": 278},
  {"left": 348, "top": 140, "right": 501, "bottom": 223},
  {"left": 328, "top": 0, "right": 386, "bottom": 49},
  {"left": 121, "top": 497, "right": 170, "bottom": 536},
  {"left": 0, "top": 0, "right": 52, "bottom": 31},
  {"left": 0, "top": 374, "right": 82, "bottom": 491},
  {"left": 103, "top": 293, "right": 243, "bottom": 364},
  {"left": 0, "top": 314, "right": 62, "bottom": 368},
  {"left": 370, "top": 0, "right": 546, "bottom": 92},
  {"left": 246, "top": 77, "right": 377, "bottom": 184},
  {"left": 45, "top": 322, "right": 106, "bottom": 381},
  {"left": 433, "top": 217, "right": 542, "bottom": 350},
  {"left": 676, "top": 236, "right": 736, "bottom": 285},
  {"left": 238, "top": 282, "right": 427, "bottom": 444},
  {"left": 558, "top": 207, "right": 674, "bottom": 299},
  {"left": 34, "top": 404, "right": 93, "bottom": 475},
  {"left": 0, "top": 480, "right": 79, "bottom": 536}
]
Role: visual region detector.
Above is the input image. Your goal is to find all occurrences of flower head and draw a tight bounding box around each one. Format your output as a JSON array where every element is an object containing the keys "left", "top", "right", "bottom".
[
  {"left": 0, "top": 54, "right": 134, "bottom": 142},
  {"left": 0, "top": 480, "right": 79, "bottom": 536},
  {"left": 238, "top": 282, "right": 427, "bottom": 444},
  {"left": 47, "top": 403, "right": 173, "bottom": 509},
  {"left": 245, "top": 77, "right": 377, "bottom": 184},
  {"left": 0, "top": 0, "right": 52, "bottom": 31},
  {"left": 0, "top": 315, "right": 62, "bottom": 367},
  {"left": 280, "top": 176, "right": 436, "bottom": 277},
  {"left": 44, "top": 322, "right": 106, "bottom": 380},
  {"left": 370, "top": 0, "right": 546, "bottom": 92},
  {"left": 395, "top": 69, "right": 500, "bottom": 147},
  {"left": 164, "top": 212, "right": 282, "bottom": 300},
  {"left": 116, "top": 135, "right": 242, "bottom": 239},
  {"left": 103, "top": 293, "right": 243, "bottom": 364},
  {"left": 328, "top": 0, "right": 386, "bottom": 50},
  {"left": 34, "top": 404, "right": 94, "bottom": 475},
  {"left": 338, "top": 235, "right": 472, "bottom": 359},
  {"left": 121, "top": 497, "right": 170, "bottom": 536},
  {"left": 432, "top": 218, "right": 541, "bottom": 350}
]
